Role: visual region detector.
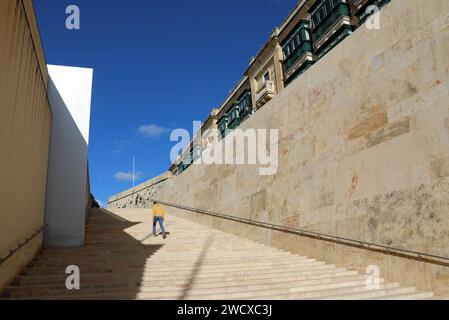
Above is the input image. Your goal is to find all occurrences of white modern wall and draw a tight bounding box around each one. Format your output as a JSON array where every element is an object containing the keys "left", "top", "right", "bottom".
[{"left": 44, "top": 65, "right": 93, "bottom": 248}]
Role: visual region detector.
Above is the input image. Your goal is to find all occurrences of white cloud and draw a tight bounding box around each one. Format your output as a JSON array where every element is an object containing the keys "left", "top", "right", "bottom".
[
  {"left": 97, "top": 200, "right": 105, "bottom": 208},
  {"left": 113, "top": 139, "right": 130, "bottom": 154},
  {"left": 114, "top": 171, "right": 144, "bottom": 182},
  {"left": 138, "top": 124, "right": 170, "bottom": 138}
]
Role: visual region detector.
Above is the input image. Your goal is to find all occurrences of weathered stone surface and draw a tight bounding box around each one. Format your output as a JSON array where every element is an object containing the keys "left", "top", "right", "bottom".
[
  {"left": 107, "top": 172, "right": 172, "bottom": 209},
  {"left": 431, "top": 157, "right": 449, "bottom": 180},
  {"left": 348, "top": 112, "right": 388, "bottom": 141},
  {"left": 365, "top": 117, "right": 411, "bottom": 148},
  {"left": 111, "top": 0, "right": 449, "bottom": 296}
]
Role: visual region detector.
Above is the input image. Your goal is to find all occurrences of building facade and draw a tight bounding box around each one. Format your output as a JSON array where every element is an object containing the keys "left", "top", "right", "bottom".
[
  {"left": 216, "top": 77, "right": 253, "bottom": 140},
  {"left": 171, "top": 0, "right": 392, "bottom": 177},
  {"left": 0, "top": 0, "right": 94, "bottom": 293},
  {"left": 0, "top": 0, "right": 52, "bottom": 294}
]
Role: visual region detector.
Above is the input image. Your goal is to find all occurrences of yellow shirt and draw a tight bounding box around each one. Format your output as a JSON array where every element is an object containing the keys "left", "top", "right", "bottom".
[{"left": 152, "top": 204, "right": 165, "bottom": 218}]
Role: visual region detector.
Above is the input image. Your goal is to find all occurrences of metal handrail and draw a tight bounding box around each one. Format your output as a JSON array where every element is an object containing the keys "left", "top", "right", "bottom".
[
  {"left": 150, "top": 199, "right": 449, "bottom": 267},
  {"left": 0, "top": 224, "right": 48, "bottom": 267}
]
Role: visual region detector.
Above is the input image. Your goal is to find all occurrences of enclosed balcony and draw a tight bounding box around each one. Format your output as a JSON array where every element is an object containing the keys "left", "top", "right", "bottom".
[
  {"left": 282, "top": 20, "right": 315, "bottom": 85},
  {"left": 238, "top": 90, "right": 253, "bottom": 121},
  {"left": 227, "top": 104, "right": 241, "bottom": 130},
  {"left": 350, "top": 0, "right": 390, "bottom": 24},
  {"left": 177, "top": 162, "right": 185, "bottom": 175},
  {"left": 183, "top": 153, "right": 192, "bottom": 170},
  {"left": 217, "top": 116, "right": 228, "bottom": 140},
  {"left": 192, "top": 145, "right": 202, "bottom": 162},
  {"left": 217, "top": 89, "right": 253, "bottom": 138},
  {"left": 256, "top": 80, "right": 276, "bottom": 108},
  {"left": 310, "top": 0, "right": 353, "bottom": 59}
]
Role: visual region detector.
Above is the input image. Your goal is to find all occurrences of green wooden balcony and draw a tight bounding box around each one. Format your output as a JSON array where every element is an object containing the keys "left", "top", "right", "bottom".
[
  {"left": 238, "top": 90, "right": 253, "bottom": 120},
  {"left": 227, "top": 104, "right": 241, "bottom": 130},
  {"left": 310, "top": 0, "right": 353, "bottom": 59},
  {"left": 177, "top": 162, "right": 185, "bottom": 174},
  {"left": 192, "top": 145, "right": 201, "bottom": 162},
  {"left": 351, "top": 0, "right": 390, "bottom": 24},
  {"left": 218, "top": 90, "right": 253, "bottom": 139},
  {"left": 183, "top": 153, "right": 192, "bottom": 170},
  {"left": 217, "top": 116, "right": 228, "bottom": 139},
  {"left": 282, "top": 20, "right": 315, "bottom": 85}
]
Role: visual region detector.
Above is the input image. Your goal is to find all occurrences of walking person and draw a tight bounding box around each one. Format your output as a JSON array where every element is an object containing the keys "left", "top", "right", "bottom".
[{"left": 152, "top": 201, "right": 167, "bottom": 239}]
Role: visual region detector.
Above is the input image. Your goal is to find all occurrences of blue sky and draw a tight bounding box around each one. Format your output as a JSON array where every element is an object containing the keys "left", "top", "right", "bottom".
[{"left": 33, "top": 0, "right": 298, "bottom": 206}]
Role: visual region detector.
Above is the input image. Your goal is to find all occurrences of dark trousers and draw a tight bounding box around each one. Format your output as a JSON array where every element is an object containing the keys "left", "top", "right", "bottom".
[{"left": 153, "top": 216, "right": 165, "bottom": 236}]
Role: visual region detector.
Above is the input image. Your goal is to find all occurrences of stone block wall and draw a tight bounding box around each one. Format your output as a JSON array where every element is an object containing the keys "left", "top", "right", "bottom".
[
  {"left": 0, "top": 0, "right": 52, "bottom": 294},
  {"left": 154, "top": 0, "right": 449, "bottom": 295},
  {"left": 108, "top": 172, "right": 172, "bottom": 209}
]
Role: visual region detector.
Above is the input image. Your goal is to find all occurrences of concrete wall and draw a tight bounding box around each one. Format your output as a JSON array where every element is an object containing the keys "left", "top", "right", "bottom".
[
  {"left": 154, "top": 0, "right": 449, "bottom": 295},
  {"left": 0, "top": 0, "right": 52, "bottom": 293},
  {"left": 108, "top": 172, "right": 172, "bottom": 209},
  {"left": 44, "top": 66, "right": 93, "bottom": 248}
]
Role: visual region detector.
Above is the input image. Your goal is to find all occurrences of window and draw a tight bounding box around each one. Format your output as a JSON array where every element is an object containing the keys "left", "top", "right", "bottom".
[
  {"left": 332, "top": 0, "right": 340, "bottom": 8},
  {"left": 263, "top": 71, "right": 270, "bottom": 82},
  {"left": 230, "top": 107, "right": 239, "bottom": 121},
  {"left": 320, "top": 6, "right": 327, "bottom": 20},
  {"left": 325, "top": 0, "right": 332, "bottom": 14},
  {"left": 184, "top": 154, "right": 192, "bottom": 166},
  {"left": 304, "top": 30, "right": 310, "bottom": 41},
  {"left": 284, "top": 46, "right": 290, "bottom": 59},
  {"left": 295, "top": 34, "right": 301, "bottom": 46},
  {"left": 192, "top": 146, "right": 201, "bottom": 161},
  {"left": 312, "top": 14, "right": 319, "bottom": 27},
  {"left": 218, "top": 117, "right": 227, "bottom": 136}
]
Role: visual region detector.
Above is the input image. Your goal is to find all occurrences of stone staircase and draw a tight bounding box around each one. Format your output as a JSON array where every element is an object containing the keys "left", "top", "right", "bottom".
[{"left": 1, "top": 208, "right": 435, "bottom": 300}]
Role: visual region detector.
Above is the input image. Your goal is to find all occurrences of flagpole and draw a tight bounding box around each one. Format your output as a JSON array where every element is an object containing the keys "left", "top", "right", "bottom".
[{"left": 132, "top": 156, "right": 135, "bottom": 190}]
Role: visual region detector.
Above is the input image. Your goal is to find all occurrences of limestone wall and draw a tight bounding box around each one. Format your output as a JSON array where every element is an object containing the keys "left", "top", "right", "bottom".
[
  {"left": 108, "top": 172, "right": 172, "bottom": 209},
  {"left": 155, "top": 0, "right": 449, "bottom": 295},
  {"left": 0, "top": 0, "right": 52, "bottom": 293}
]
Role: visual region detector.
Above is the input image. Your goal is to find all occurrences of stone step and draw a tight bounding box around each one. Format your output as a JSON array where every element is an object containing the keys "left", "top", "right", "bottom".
[
  {"left": 316, "top": 286, "right": 420, "bottom": 300},
  {"left": 29, "top": 256, "right": 314, "bottom": 270},
  {"left": 7, "top": 271, "right": 359, "bottom": 296},
  {"left": 8, "top": 274, "right": 370, "bottom": 299},
  {"left": 27, "top": 258, "right": 318, "bottom": 273},
  {"left": 31, "top": 253, "right": 304, "bottom": 263},
  {"left": 15, "top": 266, "right": 349, "bottom": 287},
  {"left": 247, "top": 283, "right": 403, "bottom": 300},
  {"left": 33, "top": 249, "right": 297, "bottom": 260},
  {"left": 36, "top": 249, "right": 293, "bottom": 260},
  {"left": 22, "top": 261, "right": 330, "bottom": 276},
  {"left": 3, "top": 210, "right": 434, "bottom": 300},
  {"left": 36, "top": 279, "right": 391, "bottom": 300},
  {"left": 39, "top": 244, "right": 272, "bottom": 255},
  {"left": 369, "top": 291, "right": 434, "bottom": 300}
]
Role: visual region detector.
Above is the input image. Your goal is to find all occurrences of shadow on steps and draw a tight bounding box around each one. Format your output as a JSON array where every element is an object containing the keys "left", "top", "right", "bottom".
[
  {"left": 179, "top": 234, "right": 214, "bottom": 300},
  {"left": 4, "top": 208, "right": 164, "bottom": 300}
]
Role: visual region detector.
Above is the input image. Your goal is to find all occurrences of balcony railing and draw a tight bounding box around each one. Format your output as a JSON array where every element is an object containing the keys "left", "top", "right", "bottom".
[{"left": 256, "top": 80, "right": 276, "bottom": 107}]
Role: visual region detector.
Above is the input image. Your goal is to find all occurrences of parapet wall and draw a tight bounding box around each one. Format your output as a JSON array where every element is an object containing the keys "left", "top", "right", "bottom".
[
  {"left": 155, "top": 0, "right": 449, "bottom": 295},
  {"left": 0, "top": 0, "right": 52, "bottom": 293},
  {"left": 108, "top": 172, "right": 172, "bottom": 209}
]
